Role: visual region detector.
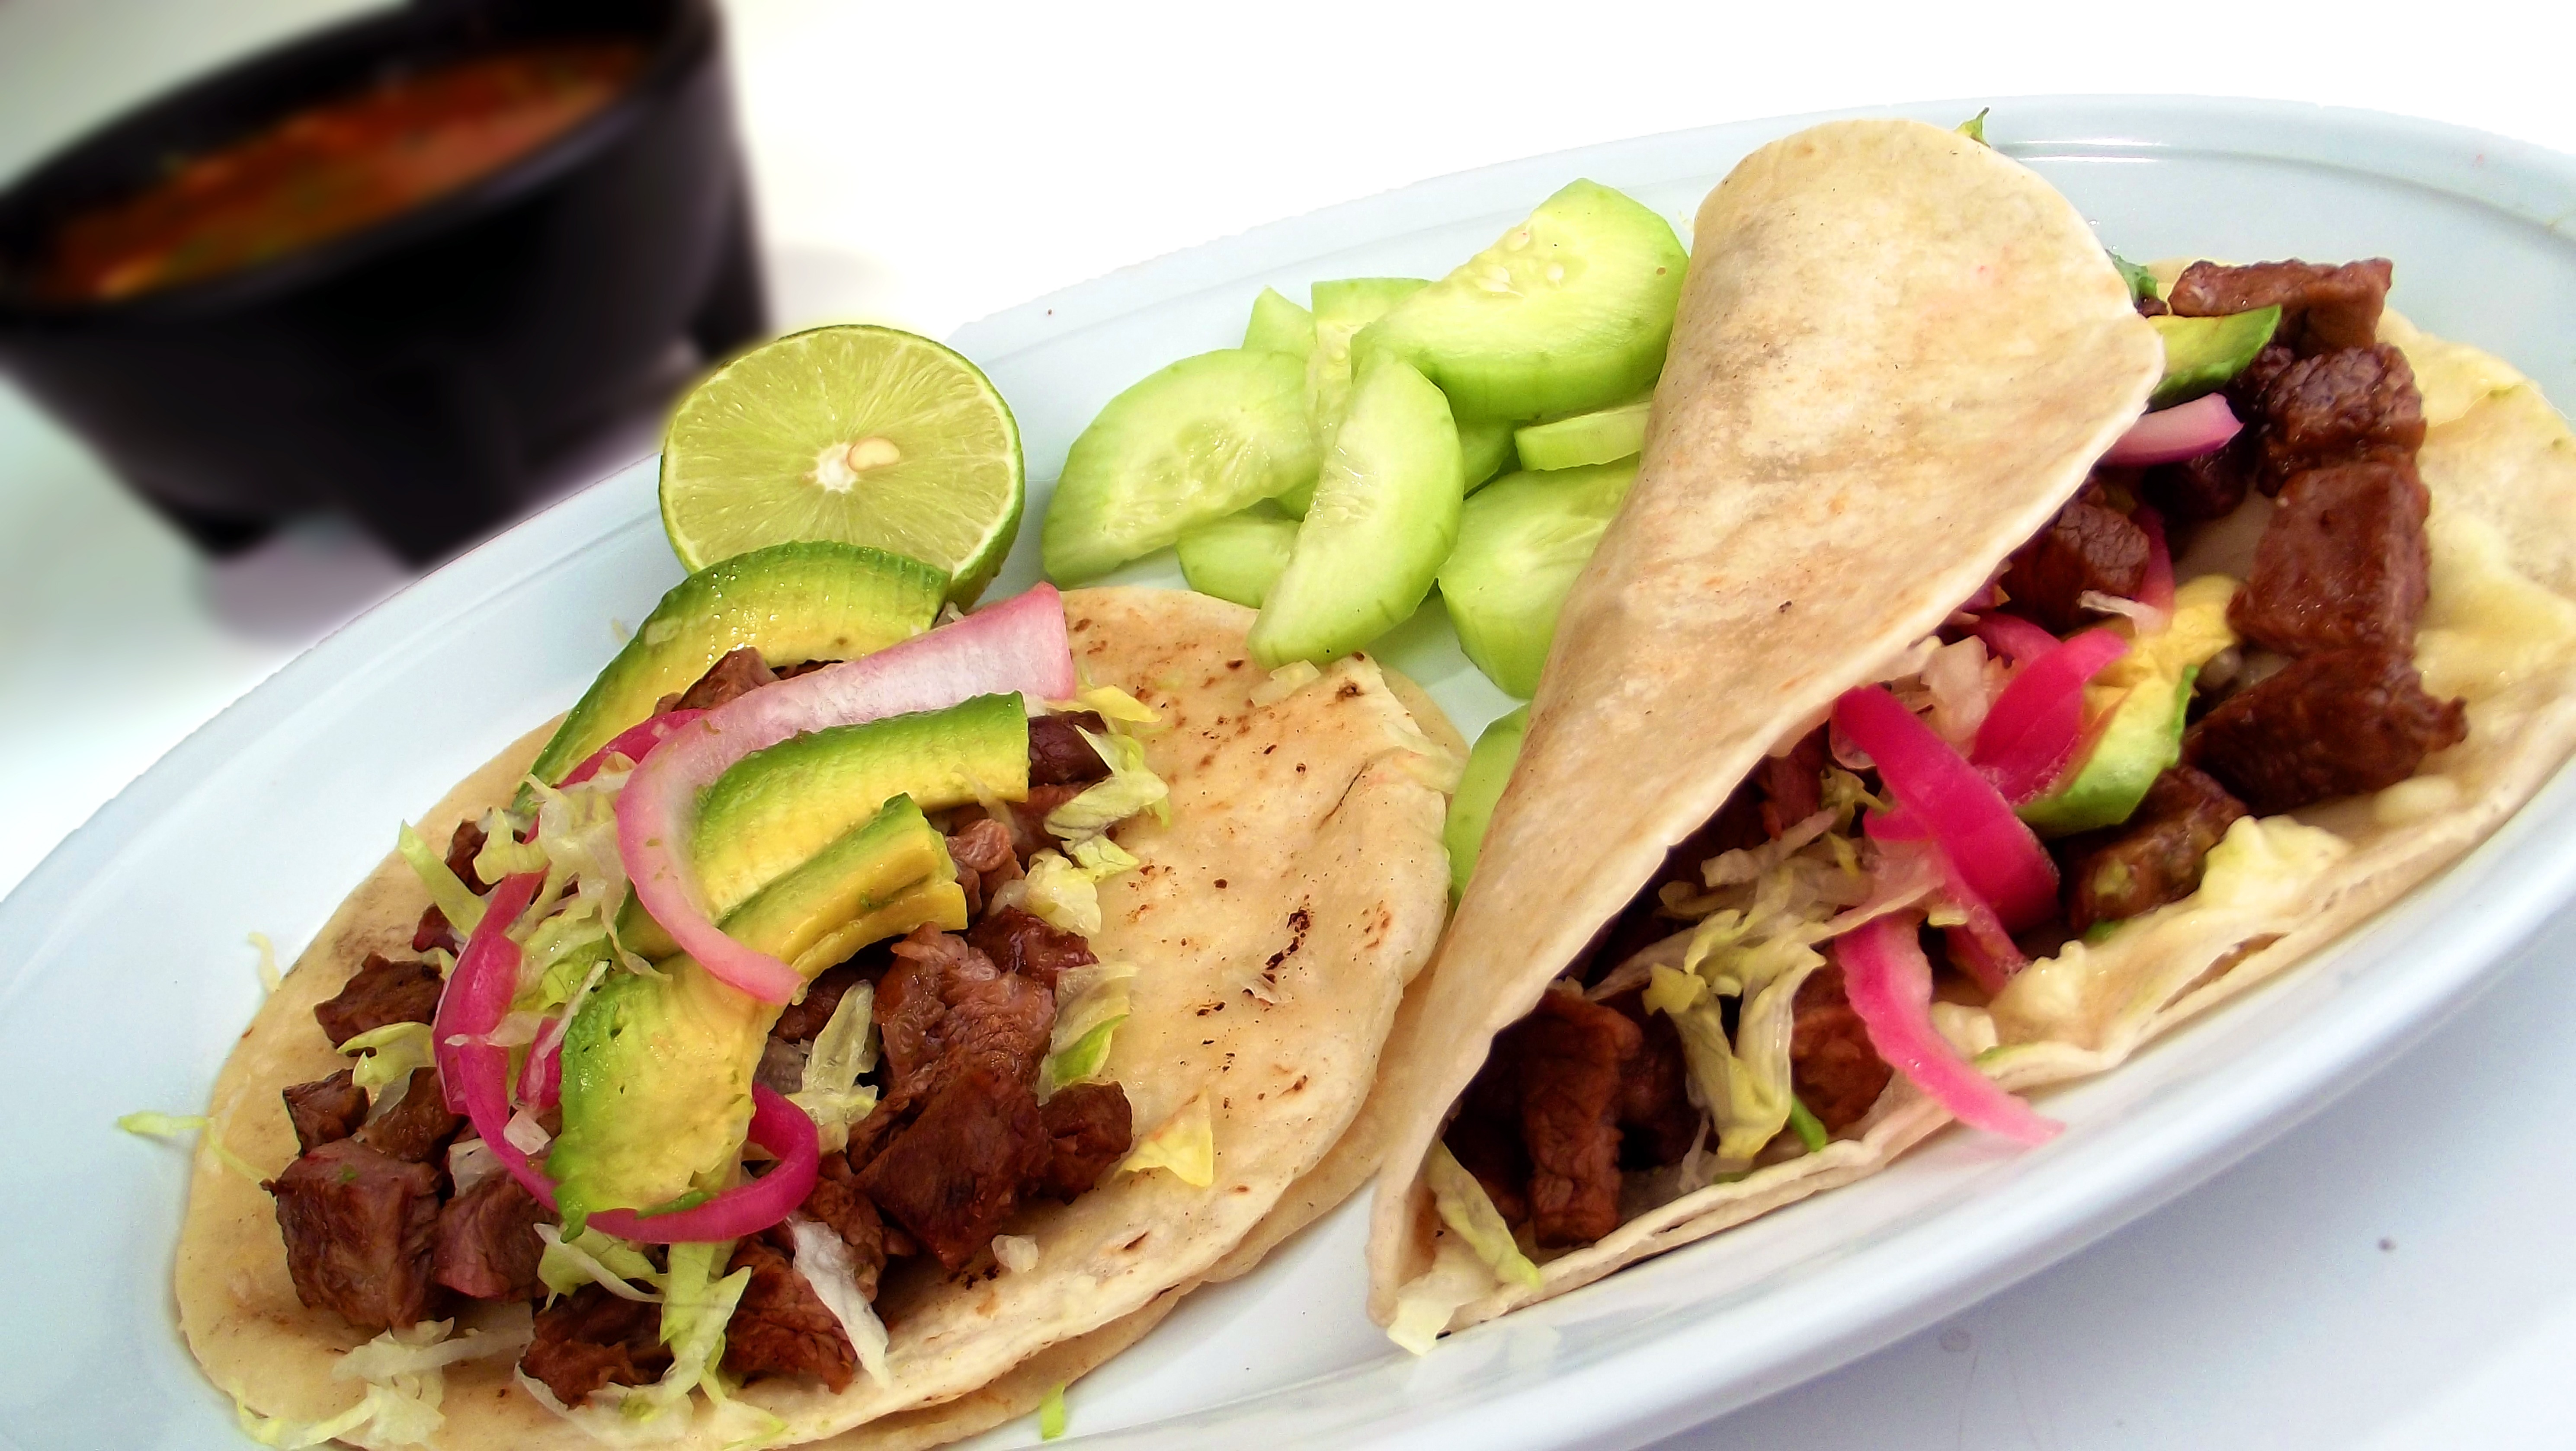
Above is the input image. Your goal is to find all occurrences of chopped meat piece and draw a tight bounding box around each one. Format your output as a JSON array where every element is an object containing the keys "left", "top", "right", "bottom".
[
  {"left": 1035, "top": 1081, "right": 1133, "bottom": 1200},
  {"left": 2001, "top": 499, "right": 2150, "bottom": 634},
  {"left": 774, "top": 658, "right": 837, "bottom": 681},
  {"left": 967, "top": 785, "right": 1087, "bottom": 862},
  {"left": 412, "top": 904, "right": 461, "bottom": 956},
  {"left": 268, "top": 1138, "right": 443, "bottom": 1331},
  {"left": 946, "top": 815, "right": 1022, "bottom": 916},
  {"left": 445, "top": 818, "right": 492, "bottom": 895},
  {"left": 2135, "top": 294, "right": 2169, "bottom": 318},
  {"left": 2166, "top": 258, "right": 2392, "bottom": 356},
  {"left": 356, "top": 1067, "right": 463, "bottom": 1163},
  {"left": 313, "top": 954, "right": 443, "bottom": 1049},
  {"left": 1503, "top": 987, "right": 1640, "bottom": 1247},
  {"left": 1756, "top": 728, "right": 1828, "bottom": 839},
  {"left": 2227, "top": 341, "right": 2299, "bottom": 416},
  {"left": 966, "top": 905, "right": 1096, "bottom": 991},
  {"left": 2185, "top": 647, "right": 2467, "bottom": 813},
  {"left": 1604, "top": 992, "right": 1700, "bottom": 1168},
  {"left": 800, "top": 1165, "right": 889, "bottom": 1300},
  {"left": 1028, "top": 711, "right": 1112, "bottom": 787},
  {"left": 1443, "top": 1077, "right": 1532, "bottom": 1227},
  {"left": 877, "top": 927, "right": 1055, "bottom": 1110},
  {"left": 282, "top": 1069, "right": 369, "bottom": 1154},
  {"left": 659, "top": 645, "right": 776, "bottom": 714},
  {"left": 2230, "top": 458, "right": 2431, "bottom": 657},
  {"left": 522, "top": 1285, "right": 671, "bottom": 1404},
  {"left": 2062, "top": 767, "right": 2249, "bottom": 931},
  {"left": 432, "top": 1172, "right": 548, "bottom": 1301},
  {"left": 2255, "top": 344, "right": 2425, "bottom": 491},
  {"left": 1790, "top": 966, "right": 1892, "bottom": 1134},
  {"left": 720, "top": 1238, "right": 856, "bottom": 1392},
  {"left": 843, "top": 1100, "right": 903, "bottom": 1177},
  {"left": 2142, "top": 430, "right": 2255, "bottom": 525},
  {"left": 772, "top": 960, "right": 875, "bottom": 1043},
  {"left": 857, "top": 1067, "right": 1052, "bottom": 1270}
]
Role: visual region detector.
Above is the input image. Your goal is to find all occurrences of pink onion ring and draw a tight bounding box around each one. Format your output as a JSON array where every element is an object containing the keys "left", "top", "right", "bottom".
[
  {"left": 1833, "top": 685, "right": 2057, "bottom": 930},
  {"left": 583, "top": 1086, "right": 819, "bottom": 1243},
  {"left": 2099, "top": 392, "right": 2241, "bottom": 467},
  {"left": 1866, "top": 814, "right": 2028, "bottom": 991},
  {"left": 1836, "top": 914, "right": 2060, "bottom": 1144},
  {"left": 516, "top": 1023, "right": 562, "bottom": 1113},
  {"left": 1969, "top": 628, "right": 2129, "bottom": 805},
  {"left": 617, "top": 583, "right": 1079, "bottom": 1003},
  {"left": 434, "top": 870, "right": 555, "bottom": 1204},
  {"left": 558, "top": 709, "right": 707, "bottom": 787},
  {"left": 2134, "top": 506, "right": 2176, "bottom": 612},
  {"left": 1967, "top": 612, "right": 2060, "bottom": 667}
]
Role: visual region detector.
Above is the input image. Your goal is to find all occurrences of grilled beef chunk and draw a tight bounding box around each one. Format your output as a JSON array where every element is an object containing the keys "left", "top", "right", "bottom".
[
  {"left": 313, "top": 954, "right": 443, "bottom": 1049},
  {"left": 659, "top": 645, "right": 776, "bottom": 714},
  {"left": 1605, "top": 993, "right": 1701, "bottom": 1168},
  {"left": 2143, "top": 431, "right": 2256, "bottom": 525},
  {"left": 721, "top": 1239, "right": 856, "bottom": 1391},
  {"left": 2230, "top": 458, "right": 2431, "bottom": 657},
  {"left": 356, "top": 1067, "right": 464, "bottom": 1163},
  {"left": 432, "top": 1172, "right": 548, "bottom": 1301},
  {"left": 2166, "top": 258, "right": 2392, "bottom": 356},
  {"left": 445, "top": 818, "right": 493, "bottom": 895},
  {"left": 967, "top": 906, "right": 1096, "bottom": 991},
  {"left": 1756, "top": 729, "right": 1829, "bottom": 840},
  {"left": 962, "top": 784, "right": 1089, "bottom": 863},
  {"left": 877, "top": 928, "right": 1054, "bottom": 1111},
  {"left": 2061, "top": 767, "right": 2249, "bottom": 932},
  {"left": 1789, "top": 966, "right": 1893, "bottom": 1133},
  {"left": 2185, "top": 647, "right": 2467, "bottom": 814},
  {"left": 1035, "top": 1081, "right": 1133, "bottom": 1201},
  {"left": 945, "top": 816, "right": 1022, "bottom": 916},
  {"left": 801, "top": 1165, "right": 890, "bottom": 1301},
  {"left": 773, "top": 960, "right": 876, "bottom": 1043},
  {"left": 2253, "top": 345, "right": 2425, "bottom": 492},
  {"left": 1506, "top": 987, "right": 1641, "bottom": 1247},
  {"left": 522, "top": 1285, "right": 672, "bottom": 1403},
  {"left": 857, "top": 1067, "right": 1052, "bottom": 1270},
  {"left": 282, "top": 1069, "right": 369, "bottom": 1154},
  {"left": 269, "top": 1138, "right": 443, "bottom": 1331},
  {"left": 1028, "top": 711, "right": 1112, "bottom": 786},
  {"left": 2001, "top": 499, "right": 2151, "bottom": 634},
  {"left": 412, "top": 905, "right": 461, "bottom": 956}
]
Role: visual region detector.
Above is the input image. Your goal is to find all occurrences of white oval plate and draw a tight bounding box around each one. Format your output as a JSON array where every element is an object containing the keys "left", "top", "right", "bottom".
[{"left": 5, "top": 96, "right": 2575, "bottom": 1451}]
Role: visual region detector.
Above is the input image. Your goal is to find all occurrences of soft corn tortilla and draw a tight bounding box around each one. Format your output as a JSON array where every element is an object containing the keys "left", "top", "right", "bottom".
[
  {"left": 1367, "top": 118, "right": 2576, "bottom": 1336},
  {"left": 175, "top": 586, "right": 1458, "bottom": 1446}
]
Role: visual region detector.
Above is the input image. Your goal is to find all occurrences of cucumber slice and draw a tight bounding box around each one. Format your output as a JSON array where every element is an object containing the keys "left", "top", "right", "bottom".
[
  {"left": 1042, "top": 348, "right": 1318, "bottom": 583},
  {"left": 1280, "top": 277, "right": 1430, "bottom": 518},
  {"left": 1514, "top": 394, "right": 1651, "bottom": 472},
  {"left": 1250, "top": 358, "right": 1462, "bottom": 668},
  {"left": 1445, "top": 705, "right": 1528, "bottom": 896},
  {"left": 1177, "top": 505, "right": 1299, "bottom": 609},
  {"left": 1438, "top": 460, "right": 1638, "bottom": 697},
  {"left": 1244, "top": 286, "right": 1317, "bottom": 357},
  {"left": 1358, "top": 179, "right": 1685, "bottom": 421},
  {"left": 1459, "top": 417, "right": 1518, "bottom": 494}
]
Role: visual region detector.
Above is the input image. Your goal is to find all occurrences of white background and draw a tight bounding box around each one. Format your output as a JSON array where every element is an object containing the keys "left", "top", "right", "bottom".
[{"left": 3, "top": 3, "right": 2575, "bottom": 1445}]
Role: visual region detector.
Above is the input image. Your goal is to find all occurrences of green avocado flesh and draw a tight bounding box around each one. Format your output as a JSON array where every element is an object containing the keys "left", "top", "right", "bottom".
[
  {"left": 1439, "top": 459, "right": 1638, "bottom": 697},
  {"left": 1513, "top": 394, "right": 1651, "bottom": 472},
  {"left": 551, "top": 795, "right": 963, "bottom": 1230},
  {"left": 527, "top": 542, "right": 946, "bottom": 788},
  {"left": 1355, "top": 179, "right": 1686, "bottom": 422},
  {"left": 2148, "top": 306, "right": 2281, "bottom": 408},
  {"left": 1042, "top": 348, "right": 1319, "bottom": 583},
  {"left": 1445, "top": 706, "right": 1528, "bottom": 897},
  {"left": 1243, "top": 286, "right": 1316, "bottom": 357},
  {"left": 1177, "top": 506, "right": 1299, "bottom": 609},
  {"left": 2018, "top": 668, "right": 2197, "bottom": 837}
]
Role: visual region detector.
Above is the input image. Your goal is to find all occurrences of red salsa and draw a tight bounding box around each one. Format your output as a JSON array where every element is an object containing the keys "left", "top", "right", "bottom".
[{"left": 38, "top": 41, "right": 643, "bottom": 303}]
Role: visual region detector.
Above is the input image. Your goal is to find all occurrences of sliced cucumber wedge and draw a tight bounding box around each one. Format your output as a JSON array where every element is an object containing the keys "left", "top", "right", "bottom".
[
  {"left": 1042, "top": 348, "right": 1318, "bottom": 583},
  {"left": 1244, "top": 286, "right": 1317, "bottom": 357},
  {"left": 1438, "top": 459, "right": 1638, "bottom": 696},
  {"left": 1514, "top": 394, "right": 1651, "bottom": 472},
  {"left": 1177, "top": 505, "right": 1299, "bottom": 608},
  {"left": 1445, "top": 705, "right": 1528, "bottom": 897},
  {"left": 1280, "top": 277, "right": 1430, "bottom": 518},
  {"left": 1250, "top": 358, "right": 1462, "bottom": 668},
  {"left": 1358, "top": 179, "right": 1685, "bottom": 421},
  {"left": 1459, "top": 417, "right": 1518, "bottom": 494}
]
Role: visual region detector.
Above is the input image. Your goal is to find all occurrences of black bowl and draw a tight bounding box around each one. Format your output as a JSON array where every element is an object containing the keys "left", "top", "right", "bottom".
[{"left": 0, "top": 0, "right": 764, "bottom": 562}]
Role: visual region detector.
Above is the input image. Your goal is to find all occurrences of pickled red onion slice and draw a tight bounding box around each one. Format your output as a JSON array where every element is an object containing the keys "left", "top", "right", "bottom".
[
  {"left": 1836, "top": 914, "right": 2060, "bottom": 1144},
  {"left": 1867, "top": 815, "right": 2027, "bottom": 991},
  {"left": 1968, "top": 612, "right": 2060, "bottom": 666},
  {"left": 617, "top": 584, "right": 1079, "bottom": 1004},
  {"left": 1969, "top": 628, "right": 2129, "bottom": 805},
  {"left": 434, "top": 870, "right": 555, "bottom": 1204},
  {"left": 1833, "top": 684, "right": 2057, "bottom": 930},
  {"left": 517, "top": 1024, "right": 562, "bottom": 1112},
  {"left": 2099, "top": 392, "right": 2240, "bottom": 467},
  {"left": 583, "top": 1087, "right": 817, "bottom": 1243},
  {"left": 558, "top": 709, "right": 706, "bottom": 787}
]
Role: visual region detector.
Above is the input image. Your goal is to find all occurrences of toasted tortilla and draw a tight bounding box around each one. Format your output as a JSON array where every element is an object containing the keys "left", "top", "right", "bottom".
[
  {"left": 1366, "top": 119, "right": 2576, "bottom": 1337},
  {"left": 176, "top": 585, "right": 1458, "bottom": 1446}
]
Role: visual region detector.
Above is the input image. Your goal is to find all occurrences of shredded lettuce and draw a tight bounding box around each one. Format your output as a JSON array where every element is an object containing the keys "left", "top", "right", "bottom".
[
  {"left": 1120, "top": 1093, "right": 1214, "bottom": 1187},
  {"left": 1038, "top": 1382, "right": 1070, "bottom": 1440},
  {"left": 535, "top": 1224, "right": 660, "bottom": 1302},
  {"left": 991, "top": 1234, "right": 1040, "bottom": 1273},
  {"left": 1423, "top": 1144, "right": 1541, "bottom": 1290},
  {"left": 471, "top": 807, "right": 548, "bottom": 881},
  {"left": 1249, "top": 660, "right": 1322, "bottom": 706},
  {"left": 619, "top": 1241, "right": 751, "bottom": 1422},
  {"left": 446, "top": 1138, "right": 502, "bottom": 1197},
  {"left": 249, "top": 931, "right": 282, "bottom": 994},
  {"left": 787, "top": 1214, "right": 889, "bottom": 1386},
  {"left": 1041, "top": 962, "right": 1137, "bottom": 1098},
  {"left": 1045, "top": 729, "right": 1170, "bottom": 838},
  {"left": 397, "top": 822, "right": 484, "bottom": 934},
  {"left": 1787, "top": 1097, "right": 1829, "bottom": 1154},
  {"left": 1386, "top": 1240, "right": 1492, "bottom": 1355},
  {"left": 340, "top": 1021, "right": 434, "bottom": 1094},
  {"left": 235, "top": 1319, "right": 516, "bottom": 1449},
  {"left": 1956, "top": 108, "right": 1990, "bottom": 145},
  {"left": 119, "top": 1110, "right": 263, "bottom": 1182},
  {"left": 1069, "top": 684, "right": 1161, "bottom": 730},
  {"left": 789, "top": 981, "right": 881, "bottom": 1152}
]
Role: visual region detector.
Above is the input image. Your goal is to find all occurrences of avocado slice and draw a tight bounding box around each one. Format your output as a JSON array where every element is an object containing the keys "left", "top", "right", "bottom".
[
  {"left": 551, "top": 794, "right": 965, "bottom": 1231},
  {"left": 526, "top": 541, "right": 948, "bottom": 788},
  {"left": 2016, "top": 669, "right": 2196, "bottom": 838},
  {"left": 2148, "top": 306, "right": 2281, "bottom": 409}
]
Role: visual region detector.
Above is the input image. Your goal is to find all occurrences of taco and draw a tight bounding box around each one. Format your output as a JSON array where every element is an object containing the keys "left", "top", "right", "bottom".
[
  {"left": 1363, "top": 117, "right": 2576, "bottom": 1343},
  {"left": 172, "top": 576, "right": 1458, "bottom": 1447}
]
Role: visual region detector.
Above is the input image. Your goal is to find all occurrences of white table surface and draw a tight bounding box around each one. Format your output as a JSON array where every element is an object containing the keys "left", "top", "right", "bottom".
[{"left": 5, "top": 4, "right": 2574, "bottom": 1445}]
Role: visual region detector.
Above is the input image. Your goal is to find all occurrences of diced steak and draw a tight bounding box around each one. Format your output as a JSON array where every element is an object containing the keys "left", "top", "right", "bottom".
[
  {"left": 2142, "top": 431, "right": 2255, "bottom": 524},
  {"left": 2230, "top": 457, "right": 2431, "bottom": 657},
  {"left": 356, "top": 1067, "right": 464, "bottom": 1163},
  {"left": 1035, "top": 1081, "right": 1132, "bottom": 1201},
  {"left": 946, "top": 815, "right": 1022, "bottom": 916},
  {"left": 432, "top": 1172, "right": 548, "bottom": 1301},
  {"left": 2185, "top": 647, "right": 2467, "bottom": 813},
  {"left": 1756, "top": 729, "right": 1829, "bottom": 840},
  {"left": 660, "top": 646, "right": 776, "bottom": 714},
  {"left": 1028, "top": 711, "right": 1113, "bottom": 787},
  {"left": 1790, "top": 966, "right": 1893, "bottom": 1134},
  {"left": 772, "top": 960, "right": 874, "bottom": 1044},
  {"left": 269, "top": 1138, "right": 443, "bottom": 1332},
  {"left": 1606, "top": 993, "right": 1700, "bottom": 1168},
  {"left": 313, "top": 954, "right": 443, "bottom": 1049},
  {"left": 857, "top": 1067, "right": 1052, "bottom": 1270},
  {"left": 445, "top": 818, "right": 492, "bottom": 895},
  {"left": 282, "top": 1069, "right": 369, "bottom": 1154},
  {"left": 800, "top": 1164, "right": 890, "bottom": 1301},
  {"left": 1505, "top": 987, "right": 1641, "bottom": 1247},
  {"left": 877, "top": 928, "right": 1055, "bottom": 1110},
  {"left": 966, "top": 906, "right": 1096, "bottom": 991},
  {"left": 2001, "top": 499, "right": 2151, "bottom": 634},
  {"left": 2254, "top": 344, "right": 2425, "bottom": 491},
  {"left": 412, "top": 905, "right": 461, "bottom": 956},
  {"left": 2166, "top": 258, "right": 2393, "bottom": 356},
  {"left": 2062, "top": 766, "right": 2249, "bottom": 931},
  {"left": 522, "top": 1285, "right": 671, "bottom": 1404},
  {"left": 720, "top": 1238, "right": 856, "bottom": 1392}
]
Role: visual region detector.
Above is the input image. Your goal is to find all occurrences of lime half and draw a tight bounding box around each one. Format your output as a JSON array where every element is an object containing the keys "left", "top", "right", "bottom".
[{"left": 660, "top": 325, "right": 1023, "bottom": 602}]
